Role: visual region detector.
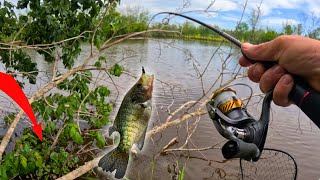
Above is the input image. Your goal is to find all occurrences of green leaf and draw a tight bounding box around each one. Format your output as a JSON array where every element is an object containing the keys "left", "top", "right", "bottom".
[
  {"left": 50, "top": 152, "right": 59, "bottom": 163},
  {"left": 4, "top": 113, "right": 15, "bottom": 126},
  {"left": 45, "top": 121, "right": 56, "bottom": 134},
  {"left": 101, "top": 116, "right": 109, "bottom": 125},
  {"left": 34, "top": 152, "right": 43, "bottom": 168},
  {"left": 98, "top": 56, "right": 106, "bottom": 62},
  {"left": 69, "top": 125, "right": 83, "bottom": 145},
  {"left": 94, "top": 33, "right": 102, "bottom": 49},
  {"left": 3, "top": 1, "right": 13, "bottom": 9},
  {"left": 34, "top": 151, "right": 41, "bottom": 158},
  {"left": 94, "top": 61, "right": 101, "bottom": 68},
  {"left": 35, "top": 159, "right": 43, "bottom": 168},
  {"left": 73, "top": 132, "right": 83, "bottom": 145},
  {"left": 109, "top": 64, "right": 123, "bottom": 77},
  {"left": 69, "top": 126, "right": 77, "bottom": 138},
  {"left": 17, "top": 0, "right": 29, "bottom": 9},
  {"left": 179, "top": 165, "right": 185, "bottom": 180},
  {"left": 83, "top": 71, "right": 92, "bottom": 80},
  {"left": 20, "top": 155, "right": 28, "bottom": 169},
  {"left": 49, "top": 121, "right": 56, "bottom": 131},
  {"left": 61, "top": 151, "right": 68, "bottom": 158},
  {"left": 0, "top": 166, "right": 8, "bottom": 179},
  {"left": 73, "top": 157, "right": 79, "bottom": 164},
  {"left": 56, "top": 104, "right": 64, "bottom": 118},
  {"left": 23, "top": 143, "right": 31, "bottom": 154},
  {"left": 95, "top": 132, "right": 105, "bottom": 148},
  {"left": 98, "top": 86, "right": 110, "bottom": 97}
]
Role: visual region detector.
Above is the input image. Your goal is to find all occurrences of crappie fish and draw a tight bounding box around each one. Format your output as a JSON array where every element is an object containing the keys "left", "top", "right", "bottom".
[{"left": 98, "top": 67, "right": 154, "bottom": 179}]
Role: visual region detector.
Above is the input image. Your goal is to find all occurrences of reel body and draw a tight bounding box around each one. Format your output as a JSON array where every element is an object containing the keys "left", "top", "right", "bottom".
[{"left": 207, "top": 88, "right": 273, "bottom": 161}]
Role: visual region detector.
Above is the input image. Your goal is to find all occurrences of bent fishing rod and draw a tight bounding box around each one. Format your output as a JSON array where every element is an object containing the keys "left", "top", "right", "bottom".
[{"left": 155, "top": 12, "right": 320, "bottom": 128}]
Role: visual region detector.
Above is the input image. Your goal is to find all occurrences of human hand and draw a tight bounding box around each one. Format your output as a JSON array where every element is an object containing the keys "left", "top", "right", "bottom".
[{"left": 239, "top": 35, "right": 320, "bottom": 107}]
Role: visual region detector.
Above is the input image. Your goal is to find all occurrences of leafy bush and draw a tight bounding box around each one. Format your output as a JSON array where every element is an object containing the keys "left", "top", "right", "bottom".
[{"left": 0, "top": 0, "right": 125, "bottom": 179}]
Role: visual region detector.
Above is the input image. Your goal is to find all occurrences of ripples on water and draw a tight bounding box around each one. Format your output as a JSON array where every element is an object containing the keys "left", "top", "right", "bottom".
[{"left": 1, "top": 39, "right": 319, "bottom": 179}]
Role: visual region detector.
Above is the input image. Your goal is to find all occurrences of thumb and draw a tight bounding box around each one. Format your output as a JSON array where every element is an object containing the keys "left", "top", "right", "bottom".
[{"left": 241, "top": 41, "right": 279, "bottom": 62}]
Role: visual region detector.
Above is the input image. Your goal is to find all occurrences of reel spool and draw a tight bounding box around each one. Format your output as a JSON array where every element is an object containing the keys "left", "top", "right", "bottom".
[{"left": 207, "top": 87, "right": 272, "bottom": 161}]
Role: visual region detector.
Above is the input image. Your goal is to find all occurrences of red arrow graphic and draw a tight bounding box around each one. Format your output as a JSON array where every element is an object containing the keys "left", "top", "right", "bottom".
[{"left": 0, "top": 72, "right": 42, "bottom": 141}]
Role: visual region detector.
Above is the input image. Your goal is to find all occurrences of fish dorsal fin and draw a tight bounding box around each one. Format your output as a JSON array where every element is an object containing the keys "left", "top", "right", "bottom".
[{"left": 142, "top": 66, "right": 145, "bottom": 74}]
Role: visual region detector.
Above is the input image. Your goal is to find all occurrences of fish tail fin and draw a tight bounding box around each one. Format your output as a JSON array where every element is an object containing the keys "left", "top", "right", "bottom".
[{"left": 98, "top": 148, "right": 129, "bottom": 179}]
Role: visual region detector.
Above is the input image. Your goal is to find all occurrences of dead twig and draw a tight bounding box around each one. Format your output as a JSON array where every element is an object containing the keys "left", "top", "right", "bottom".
[{"left": 56, "top": 156, "right": 101, "bottom": 180}]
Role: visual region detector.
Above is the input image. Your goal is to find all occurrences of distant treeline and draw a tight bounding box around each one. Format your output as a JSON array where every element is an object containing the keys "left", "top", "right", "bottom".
[{"left": 117, "top": 7, "right": 320, "bottom": 43}]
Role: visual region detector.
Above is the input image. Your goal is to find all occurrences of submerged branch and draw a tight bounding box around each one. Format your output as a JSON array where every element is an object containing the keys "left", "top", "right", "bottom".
[
  {"left": 162, "top": 139, "right": 225, "bottom": 153},
  {"left": 146, "top": 110, "right": 207, "bottom": 139}
]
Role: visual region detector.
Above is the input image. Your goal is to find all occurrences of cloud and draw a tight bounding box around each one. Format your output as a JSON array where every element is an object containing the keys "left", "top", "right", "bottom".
[
  {"left": 118, "top": 0, "right": 320, "bottom": 22},
  {"left": 305, "top": 0, "right": 320, "bottom": 15},
  {"left": 118, "top": 0, "right": 240, "bottom": 14},
  {"left": 220, "top": 15, "right": 240, "bottom": 22},
  {"left": 118, "top": 0, "right": 183, "bottom": 14},
  {"left": 241, "top": 0, "right": 304, "bottom": 16},
  {"left": 260, "top": 17, "right": 298, "bottom": 27},
  {"left": 188, "top": 0, "right": 239, "bottom": 12}
]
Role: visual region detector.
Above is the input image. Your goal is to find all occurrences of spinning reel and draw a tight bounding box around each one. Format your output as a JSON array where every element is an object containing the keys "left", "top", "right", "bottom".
[{"left": 206, "top": 88, "right": 273, "bottom": 161}]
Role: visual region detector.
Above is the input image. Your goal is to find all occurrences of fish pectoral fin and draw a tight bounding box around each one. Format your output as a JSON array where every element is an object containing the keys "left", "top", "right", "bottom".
[
  {"left": 131, "top": 144, "right": 139, "bottom": 156},
  {"left": 139, "top": 100, "right": 152, "bottom": 109},
  {"left": 137, "top": 128, "right": 147, "bottom": 151}
]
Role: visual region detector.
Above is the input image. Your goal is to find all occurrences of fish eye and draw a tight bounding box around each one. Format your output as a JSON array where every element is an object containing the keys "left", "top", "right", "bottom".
[{"left": 137, "top": 83, "right": 142, "bottom": 88}]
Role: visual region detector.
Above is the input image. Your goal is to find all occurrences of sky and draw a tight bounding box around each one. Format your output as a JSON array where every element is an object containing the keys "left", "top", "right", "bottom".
[
  {"left": 118, "top": 0, "right": 320, "bottom": 32},
  {"left": 3, "top": 0, "right": 320, "bottom": 32}
]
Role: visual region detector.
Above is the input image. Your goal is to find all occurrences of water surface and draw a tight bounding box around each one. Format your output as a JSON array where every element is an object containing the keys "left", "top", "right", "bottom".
[{"left": 2, "top": 38, "right": 320, "bottom": 180}]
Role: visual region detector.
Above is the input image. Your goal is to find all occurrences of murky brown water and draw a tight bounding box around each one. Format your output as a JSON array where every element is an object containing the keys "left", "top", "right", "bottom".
[{"left": 1, "top": 39, "right": 320, "bottom": 180}]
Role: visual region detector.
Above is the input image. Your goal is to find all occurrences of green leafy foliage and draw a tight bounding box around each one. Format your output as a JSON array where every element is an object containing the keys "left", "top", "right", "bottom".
[
  {"left": 95, "top": 132, "right": 106, "bottom": 148},
  {"left": 0, "top": 0, "right": 121, "bottom": 81},
  {"left": 109, "top": 63, "right": 123, "bottom": 77},
  {"left": 259, "top": 29, "right": 279, "bottom": 42},
  {"left": 1, "top": 71, "right": 116, "bottom": 179},
  {"left": 116, "top": 7, "right": 149, "bottom": 34},
  {"left": 0, "top": 0, "right": 123, "bottom": 179},
  {"left": 1, "top": 131, "right": 80, "bottom": 179},
  {"left": 4, "top": 113, "right": 15, "bottom": 126},
  {"left": 64, "top": 123, "right": 83, "bottom": 145},
  {"left": 94, "top": 56, "right": 107, "bottom": 68}
]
